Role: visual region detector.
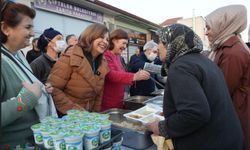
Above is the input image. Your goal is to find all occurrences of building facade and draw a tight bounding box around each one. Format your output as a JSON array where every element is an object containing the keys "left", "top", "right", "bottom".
[
  {"left": 16, "top": 0, "right": 161, "bottom": 62},
  {"left": 177, "top": 16, "right": 209, "bottom": 50}
]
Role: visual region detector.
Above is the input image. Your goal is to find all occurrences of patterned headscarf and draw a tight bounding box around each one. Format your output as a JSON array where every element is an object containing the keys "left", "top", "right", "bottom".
[{"left": 158, "top": 24, "right": 203, "bottom": 76}]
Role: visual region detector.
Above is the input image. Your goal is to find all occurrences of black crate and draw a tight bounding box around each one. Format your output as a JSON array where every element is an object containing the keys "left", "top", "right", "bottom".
[{"left": 93, "top": 128, "right": 123, "bottom": 150}]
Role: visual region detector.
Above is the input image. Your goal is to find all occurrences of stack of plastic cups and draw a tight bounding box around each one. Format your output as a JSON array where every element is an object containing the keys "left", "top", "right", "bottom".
[{"left": 30, "top": 123, "right": 44, "bottom": 146}]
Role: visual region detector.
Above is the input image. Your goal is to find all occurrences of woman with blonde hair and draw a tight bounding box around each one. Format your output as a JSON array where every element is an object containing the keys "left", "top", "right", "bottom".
[{"left": 48, "top": 23, "right": 110, "bottom": 114}]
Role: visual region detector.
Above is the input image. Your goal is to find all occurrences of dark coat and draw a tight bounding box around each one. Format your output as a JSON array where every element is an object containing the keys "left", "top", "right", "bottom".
[
  {"left": 128, "top": 52, "right": 156, "bottom": 96},
  {"left": 30, "top": 54, "right": 56, "bottom": 84},
  {"left": 26, "top": 49, "right": 42, "bottom": 64},
  {"left": 214, "top": 36, "right": 250, "bottom": 148},
  {"left": 159, "top": 53, "right": 245, "bottom": 150}
]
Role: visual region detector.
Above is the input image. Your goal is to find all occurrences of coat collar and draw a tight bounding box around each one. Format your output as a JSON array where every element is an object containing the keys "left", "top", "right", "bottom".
[
  {"left": 219, "top": 35, "right": 240, "bottom": 49},
  {"left": 214, "top": 35, "right": 241, "bottom": 64},
  {"left": 68, "top": 45, "right": 109, "bottom": 92}
]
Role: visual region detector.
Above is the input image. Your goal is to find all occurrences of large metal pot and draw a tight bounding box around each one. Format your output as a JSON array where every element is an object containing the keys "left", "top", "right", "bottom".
[{"left": 102, "top": 108, "right": 154, "bottom": 149}]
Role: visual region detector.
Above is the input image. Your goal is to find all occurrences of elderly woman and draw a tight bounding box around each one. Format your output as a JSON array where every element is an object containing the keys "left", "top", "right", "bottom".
[
  {"left": 101, "top": 29, "right": 150, "bottom": 111},
  {"left": 1, "top": 1, "right": 56, "bottom": 149},
  {"left": 128, "top": 40, "right": 161, "bottom": 96},
  {"left": 146, "top": 24, "right": 244, "bottom": 150},
  {"left": 205, "top": 5, "right": 250, "bottom": 149}
]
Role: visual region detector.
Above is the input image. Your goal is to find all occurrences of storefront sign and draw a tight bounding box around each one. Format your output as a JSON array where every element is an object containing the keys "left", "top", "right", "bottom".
[
  {"left": 34, "top": 0, "right": 103, "bottom": 23},
  {"left": 128, "top": 33, "right": 146, "bottom": 46},
  {"left": 117, "top": 26, "right": 146, "bottom": 46}
]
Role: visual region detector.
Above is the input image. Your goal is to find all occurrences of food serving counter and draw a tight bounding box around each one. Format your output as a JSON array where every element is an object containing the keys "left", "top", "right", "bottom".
[{"left": 102, "top": 107, "right": 163, "bottom": 150}]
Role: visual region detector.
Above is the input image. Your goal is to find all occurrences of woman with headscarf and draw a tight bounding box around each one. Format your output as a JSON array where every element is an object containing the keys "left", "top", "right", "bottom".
[
  {"left": 146, "top": 24, "right": 244, "bottom": 150},
  {"left": 205, "top": 5, "right": 250, "bottom": 149}
]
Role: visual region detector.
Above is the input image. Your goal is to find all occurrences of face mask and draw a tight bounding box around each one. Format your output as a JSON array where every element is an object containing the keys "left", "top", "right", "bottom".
[
  {"left": 54, "top": 40, "right": 66, "bottom": 53},
  {"left": 146, "top": 53, "right": 157, "bottom": 61}
]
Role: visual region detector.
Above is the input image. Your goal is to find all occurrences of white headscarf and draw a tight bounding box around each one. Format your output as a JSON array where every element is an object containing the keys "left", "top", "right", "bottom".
[{"left": 205, "top": 5, "right": 247, "bottom": 51}]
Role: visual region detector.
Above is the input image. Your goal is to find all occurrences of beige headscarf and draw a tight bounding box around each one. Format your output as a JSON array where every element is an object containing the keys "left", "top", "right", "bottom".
[{"left": 205, "top": 5, "right": 247, "bottom": 52}]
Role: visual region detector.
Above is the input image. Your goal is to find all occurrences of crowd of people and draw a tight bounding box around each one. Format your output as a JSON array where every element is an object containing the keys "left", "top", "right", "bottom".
[{"left": 0, "top": 1, "right": 249, "bottom": 150}]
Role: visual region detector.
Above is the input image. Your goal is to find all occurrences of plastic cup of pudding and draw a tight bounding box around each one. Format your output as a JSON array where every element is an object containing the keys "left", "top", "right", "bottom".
[
  {"left": 98, "top": 114, "right": 110, "bottom": 120},
  {"left": 40, "top": 116, "right": 58, "bottom": 124},
  {"left": 66, "top": 109, "right": 82, "bottom": 115},
  {"left": 97, "top": 120, "right": 111, "bottom": 144},
  {"left": 64, "top": 131, "right": 84, "bottom": 150},
  {"left": 51, "top": 129, "right": 66, "bottom": 150},
  {"left": 30, "top": 123, "right": 44, "bottom": 145},
  {"left": 83, "top": 125, "right": 101, "bottom": 150},
  {"left": 86, "top": 112, "right": 101, "bottom": 120},
  {"left": 60, "top": 120, "right": 73, "bottom": 128},
  {"left": 40, "top": 125, "right": 56, "bottom": 149}
]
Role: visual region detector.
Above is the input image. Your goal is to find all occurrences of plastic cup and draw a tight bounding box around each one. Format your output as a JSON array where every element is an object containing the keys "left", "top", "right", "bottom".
[
  {"left": 51, "top": 129, "right": 66, "bottom": 150},
  {"left": 83, "top": 125, "right": 101, "bottom": 150},
  {"left": 97, "top": 120, "right": 111, "bottom": 144},
  {"left": 40, "top": 116, "right": 58, "bottom": 124},
  {"left": 64, "top": 131, "right": 84, "bottom": 150},
  {"left": 30, "top": 123, "right": 44, "bottom": 145},
  {"left": 40, "top": 126, "right": 56, "bottom": 149},
  {"left": 66, "top": 109, "right": 82, "bottom": 115}
]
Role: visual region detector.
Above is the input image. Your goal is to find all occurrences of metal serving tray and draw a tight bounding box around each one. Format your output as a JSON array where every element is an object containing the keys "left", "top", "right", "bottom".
[
  {"left": 102, "top": 108, "right": 154, "bottom": 149},
  {"left": 102, "top": 108, "right": 131, "bottom": 123},
  {"left": 150, "top": 89, "right": 164, "bottom": 96},
  {"left": 144, "top": 95, "right": 164, "bottom": 108},
  {"left": 123, "top": 96, "right": 152, "bottom": 110}
]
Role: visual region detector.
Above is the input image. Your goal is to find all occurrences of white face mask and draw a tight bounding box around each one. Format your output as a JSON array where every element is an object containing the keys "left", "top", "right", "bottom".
[
  {"left": 54, "top": 40, "right": 66, "bottom": 53},
  {"left": 146, "top": 53, "right": 157, "bottom": 61}
]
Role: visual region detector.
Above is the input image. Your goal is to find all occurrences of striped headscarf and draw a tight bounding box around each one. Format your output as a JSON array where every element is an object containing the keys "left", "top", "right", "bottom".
[{"left": 158, "top": 24, "right": 203, "bottom": 76}]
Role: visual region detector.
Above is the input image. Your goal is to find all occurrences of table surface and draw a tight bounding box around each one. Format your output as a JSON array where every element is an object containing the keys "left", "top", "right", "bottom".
[{"left": 121, "top": 144, "right": 157, "bottom": 150}]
